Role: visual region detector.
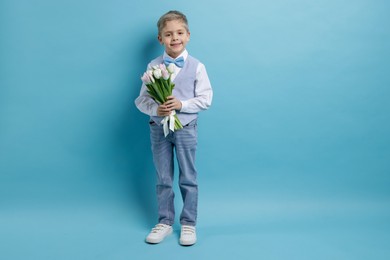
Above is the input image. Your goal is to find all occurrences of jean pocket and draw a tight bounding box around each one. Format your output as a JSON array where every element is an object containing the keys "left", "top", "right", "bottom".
[{"left": 184, "top": 119, "right": 198, "bottom": 128}]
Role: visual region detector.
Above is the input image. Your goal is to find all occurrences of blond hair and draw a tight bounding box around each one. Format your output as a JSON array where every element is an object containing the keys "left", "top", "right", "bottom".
[{"left": 157, "top": 10, "right": 189, "bottom": 35}]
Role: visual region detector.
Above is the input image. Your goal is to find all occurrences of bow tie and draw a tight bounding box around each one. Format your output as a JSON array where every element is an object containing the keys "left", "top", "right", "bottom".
[{"left": 163, "top": 56, "right": 185, "bottom": 68}]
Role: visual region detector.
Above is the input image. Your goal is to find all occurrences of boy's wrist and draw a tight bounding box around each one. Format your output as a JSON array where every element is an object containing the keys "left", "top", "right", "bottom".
[{"left": 178, "top": 101, "right": 183, "bottom": 111}]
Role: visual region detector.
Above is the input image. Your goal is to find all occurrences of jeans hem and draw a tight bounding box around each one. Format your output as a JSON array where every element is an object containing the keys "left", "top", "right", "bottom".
[
  {"left": 159, "top": 221, "right": 174, "bottom": 226},
  {"left": 180, "top": 222, "right": 196, "bottom": 226}
]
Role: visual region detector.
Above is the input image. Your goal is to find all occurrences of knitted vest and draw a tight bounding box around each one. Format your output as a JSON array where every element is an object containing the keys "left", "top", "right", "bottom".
[{"left": 150, "top": 55, "right": 199, "bottom": 126}]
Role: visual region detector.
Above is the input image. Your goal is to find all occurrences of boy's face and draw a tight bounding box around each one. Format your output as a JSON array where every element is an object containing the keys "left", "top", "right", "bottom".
[{"left": 158, "top": 20, "right": 190, "bottom": 58}]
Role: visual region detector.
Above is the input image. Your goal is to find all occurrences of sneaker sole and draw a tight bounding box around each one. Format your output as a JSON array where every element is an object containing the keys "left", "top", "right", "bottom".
[
  {"left": 179, "top": 238, "right": 197, "bottom": 246},
  {"left": 145, "top": 228, "right": 173, "bottom": 244}
]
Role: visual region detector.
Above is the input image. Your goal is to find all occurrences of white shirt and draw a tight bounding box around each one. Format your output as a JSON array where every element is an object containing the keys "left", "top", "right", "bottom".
[{"left": 135, "top": 50, "right": 213, "bottom": 116}]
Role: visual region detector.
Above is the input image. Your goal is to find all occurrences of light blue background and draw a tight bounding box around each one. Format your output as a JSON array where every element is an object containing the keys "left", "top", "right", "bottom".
[{"left": 1, "top": 0, "right": 389, "bottom": 259}]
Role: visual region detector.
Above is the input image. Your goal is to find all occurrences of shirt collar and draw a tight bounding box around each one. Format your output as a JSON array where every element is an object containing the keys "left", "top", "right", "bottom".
[{"left": 163, "top": 49, "right": 188, "bottom": 61}]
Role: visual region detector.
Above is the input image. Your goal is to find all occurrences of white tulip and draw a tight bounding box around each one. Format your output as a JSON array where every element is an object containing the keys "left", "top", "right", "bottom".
[
  {"left": 147, "top": 70, "right": 155, "bottom": 83},
  {"left": 153, "top": 69, "right": 162, "bottom": 79},
  {"left": 167, "top": 63, "right": 175, "bottom": 74}
]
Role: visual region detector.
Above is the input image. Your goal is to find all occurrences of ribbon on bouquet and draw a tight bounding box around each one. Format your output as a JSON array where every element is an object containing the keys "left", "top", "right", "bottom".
[{"left": 161, "top": 110, "right": 176, "bottom": 137}]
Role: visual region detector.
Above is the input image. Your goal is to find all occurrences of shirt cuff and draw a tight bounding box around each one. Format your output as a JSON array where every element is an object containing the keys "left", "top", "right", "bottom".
[
  {"left": 151, "top": 105, "right": 158, "bottom": 116},
  {"left": 180, "top": 100, "right": 188, "bottom": 113}
]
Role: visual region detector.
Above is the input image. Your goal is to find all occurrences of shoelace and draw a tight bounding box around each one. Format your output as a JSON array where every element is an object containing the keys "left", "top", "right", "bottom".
[{"left": 151, "top": 224, "right": 169, "bottom": 233}]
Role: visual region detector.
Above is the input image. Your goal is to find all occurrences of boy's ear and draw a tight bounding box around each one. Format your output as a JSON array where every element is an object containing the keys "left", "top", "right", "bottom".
[{"left": 157, "top": 35, "right": 163, "bottom": 45}]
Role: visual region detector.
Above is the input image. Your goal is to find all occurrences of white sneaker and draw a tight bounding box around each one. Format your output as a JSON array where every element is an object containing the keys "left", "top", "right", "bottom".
[
  {"left": 180, "top": 225, "right": 197, "bottom": 246},
  {"left": 145, "top": 224, "right": 173, "bottom": 244}
]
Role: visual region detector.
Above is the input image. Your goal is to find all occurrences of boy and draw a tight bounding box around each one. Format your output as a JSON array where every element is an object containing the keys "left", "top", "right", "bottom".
[{"left": 135, "top": 10, "right": 213, "bottom": 246}]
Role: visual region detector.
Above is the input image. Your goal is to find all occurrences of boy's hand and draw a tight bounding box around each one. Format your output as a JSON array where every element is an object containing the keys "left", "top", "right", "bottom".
[
  {"left": 164, "top": 96, "right": 182, "bottom": 111},
  {"left": 157, "top": 96, "right": 182, "bottom": 116},
  {"left": 157, "top": 104, "right": 172, "bottom": 117}
]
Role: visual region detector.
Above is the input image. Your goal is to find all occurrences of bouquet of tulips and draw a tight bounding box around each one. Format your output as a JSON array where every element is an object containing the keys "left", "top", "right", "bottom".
[{"left": 141, "top": 63, "right": 183, "bottom": 136}]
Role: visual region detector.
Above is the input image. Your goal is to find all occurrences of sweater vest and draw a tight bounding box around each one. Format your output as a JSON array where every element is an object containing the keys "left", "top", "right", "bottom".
[{"left": 150, "top": 55, "right": 199, "bottom": 126}]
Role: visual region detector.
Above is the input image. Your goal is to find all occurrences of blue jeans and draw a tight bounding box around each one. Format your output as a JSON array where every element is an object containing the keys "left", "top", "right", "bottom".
[{"left": 150, "top": 119, "right": 198, "bottom": 226}]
